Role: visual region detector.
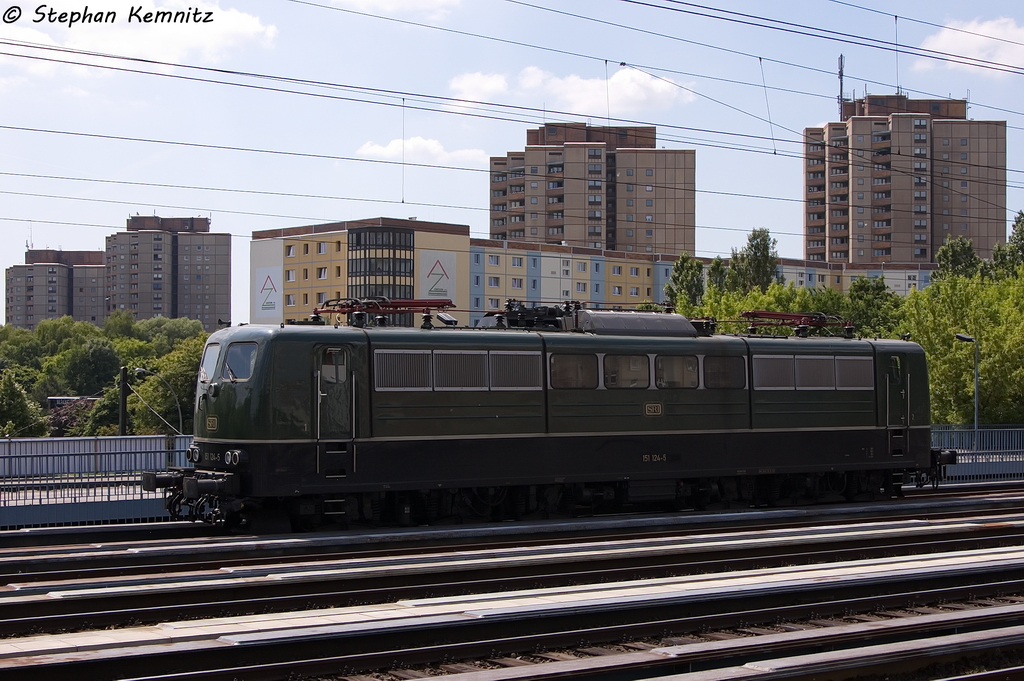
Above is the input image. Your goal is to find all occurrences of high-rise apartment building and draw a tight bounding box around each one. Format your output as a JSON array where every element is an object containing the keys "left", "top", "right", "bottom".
[
  {"left": 5, "top": 250, "right": 105, "bottom": 330},
  {"left": 105, "top": 216, "right": 231, "bottom": 331},
  {"left": 804, "top": 95, "right": 1006, "bottom": 264},
  {"left": 489, "top": 124, "right": 695, "bottom": 255}
]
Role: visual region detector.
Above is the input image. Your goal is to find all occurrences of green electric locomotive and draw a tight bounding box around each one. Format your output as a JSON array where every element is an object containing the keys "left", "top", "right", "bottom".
[{"left": 143, "top": 309, "right": 947, "bottom": 529}]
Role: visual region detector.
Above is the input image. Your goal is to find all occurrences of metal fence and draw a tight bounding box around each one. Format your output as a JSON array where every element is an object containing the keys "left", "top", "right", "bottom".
[
  {"left": 2, "top": 428, "right": 1024, "bottom": 530},
  {"left": 932, "top": 425, "right": 1024, "bottom": 483},
  {"left": 0, "top": 436, "right": 189, "bottom": 530}
]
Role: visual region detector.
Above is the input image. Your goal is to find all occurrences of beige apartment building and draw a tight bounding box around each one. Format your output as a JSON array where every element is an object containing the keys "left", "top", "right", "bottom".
[
  {"left": 5, "top": 250, "right": 105, "bottom": 330},
  {"left": 805, "top": 95, "right": 1006, "bottom": 264},
  {"left": 489, "top": 124, "right": 695, "bottom": 255},
  {"left": 105, "top": 216, "right": 231, "bottom": 331}
]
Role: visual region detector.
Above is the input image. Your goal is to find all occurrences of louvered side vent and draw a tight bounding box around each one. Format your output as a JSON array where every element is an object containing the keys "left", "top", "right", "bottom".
[
  {"left": 490, "top": 352, "right": 543, "bottom": 390},
  {"left": 434, "top": 351, "right": 488, "bottom": 390},
  {"left": 374, "top": 350, "right": 431, "bottom": 390},
  {"left": 835, "top": 356, "right": 874, "bottom": 389}
]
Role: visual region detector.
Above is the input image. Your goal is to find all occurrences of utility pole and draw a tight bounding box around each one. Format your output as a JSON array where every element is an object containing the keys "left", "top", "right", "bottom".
[{"left": 118, "top": 366, "right": 129, "bottom": 436}]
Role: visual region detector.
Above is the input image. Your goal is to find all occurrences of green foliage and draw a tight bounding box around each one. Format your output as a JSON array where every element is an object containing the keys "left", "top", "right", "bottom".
[
  {"left": 899, "top": 274, "right": 1024, "bottom": 425},
  {"left": 56, "top": 338, "right": 122, "bottom": 397},
  {"left": 845, "top": 277, "right": 902, "bottom": 337},
  {"left": 82, "top": 385, "right": 124, "bottom": 436},
  {"left": 129, "top": 334, "right": 206, "bottom": 435},
  {"left": 934, "top": 236, "right": 981, "bottom": 280},
  {"left": 0, "top": 370, "right": 47, "bottom": 437},
  {"left": 34, "top": 316, "right": 102, "bottom": 356},
  {"left": 634, "top": 301, "right": 664, "bottom": 311},
  {"left": 103, "top": 310, "right": 142, "bottom": 340},
  {"left": 113, "top": 337, "right": 156, "bottom": 370},
  {"left": 706, "top": 256, "right": 727, "bottom": 291},
  {"left": 663, "top": 252, "right": 705, "bottom": 313},
  {"left": 725, "top": 228, "right": 780, "bottom": 294}
]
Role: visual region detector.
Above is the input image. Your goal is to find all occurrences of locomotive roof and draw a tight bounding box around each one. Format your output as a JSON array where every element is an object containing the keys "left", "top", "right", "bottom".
[{"left": 208, "top": 322, "right": 923, "bottom": 355}]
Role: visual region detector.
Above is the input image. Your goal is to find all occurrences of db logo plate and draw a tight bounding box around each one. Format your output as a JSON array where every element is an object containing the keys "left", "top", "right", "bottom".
[
  {"left": 206, "top": 416, "right": 218, "bottom": 432},
  {"left": 644, "top": 403, "right": 663, "bottom": 417}
]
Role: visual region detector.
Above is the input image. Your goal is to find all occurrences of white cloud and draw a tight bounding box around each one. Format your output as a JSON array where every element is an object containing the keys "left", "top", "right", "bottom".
[
  {"left": 448, "top": 66, "right": 691, "bottom": 117},
  {"left": 356, "top": 137, "right": 487, "bottom": 166},
  {"left": 0, "top": 1, "right": 275, "bottom": 82},
  {"left": 448, "top": 72, "right": 508, "bottom": 101},
  {"left": 330, "top": 0, "right": 459, "bottom": 20},
  {"left": 914, "top": 18, "right": 1024, "bottom": 76}
]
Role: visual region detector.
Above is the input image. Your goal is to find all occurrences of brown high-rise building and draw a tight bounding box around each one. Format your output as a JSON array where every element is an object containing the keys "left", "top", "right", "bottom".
[
  {"left": 5, "top": 250, "right": 105, "bottom": 330},
  {"left": 489, "top": 124, "right": 695, "bottom": 255},
  {"left": 804, "top": 95, "right": 1006, "bottom": 264},
  {"left": 105, "top": 216, "right": 231, "bottom": 332}
]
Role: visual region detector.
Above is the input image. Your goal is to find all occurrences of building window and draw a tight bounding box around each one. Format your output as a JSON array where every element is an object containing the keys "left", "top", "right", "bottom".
[
  {"left": 576, "top": 282, "right": 587, "bottom": 293},
  {"left": 488, "top": 255, "right": 499, "bottom": 265},
  {"left": 317, "top": 242, "right": 327, "bottom": 254},
  {"left": 645, "top": 169, "right": 653, "bottom": 176},
  {"left": 629, "top": 267, "right": 639, "bottom": 277},
  {"left": 645, "top": 215, "right": 653, "bottom": 222},
  {"left": 645, "top": 185, "right": 653, "bottom": 192},
  {"left": 577, "top": 262, "right": 587, "bottom": 272},
  {"left": 286, "top": 245, "right": 295, "bottom": 257},
  {"left": 317, "top": 267, "right": 327, "bottom": 279},
  {"left": 487, "top": 298, "right": 500, "bottom": 309},
  {"left": 285, "top": 270, "right": 295, "bottom": 282},
  {"left": 488, "top": 276, "right": 500, "bottom": 287},
  {"left": 317, "top": 292, "right": 326, "bottom": 305},
  {"left": 629, "top": 287, "right": 639, "bottom": 297},
  {"left": 512, "top": 257, "right": 523, "bottom": 267},
  {"left": 512, "top": 278, "right": 523, "bottom": 289},
  {"left": 285, "top": 295, "right": 296, "bottom": 306}
]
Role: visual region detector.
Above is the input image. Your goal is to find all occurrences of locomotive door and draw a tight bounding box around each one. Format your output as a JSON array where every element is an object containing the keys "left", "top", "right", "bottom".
[
  {"left": 885, "top": 353, "right": 908, "bottom": 427},
  {"left": 885, "top": 352, "right": 908, "bottom": 458},
  {"left": 316, "top": 346, "right": 350, "bottom": 440}
]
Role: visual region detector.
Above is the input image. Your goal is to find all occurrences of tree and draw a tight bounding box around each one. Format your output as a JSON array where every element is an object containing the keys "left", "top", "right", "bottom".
[
  {"left": 934, "top": 236, "right": 981, "bottom": 280},
  {"left": 663, "top": 252, "right": 705, "bottom": 312},
  {"left": 82, "top": 385, "right": 124, "bottom": 436},
  {"left": 0, "top": 371, "right": 47, "bottom": 437},
  {"left": 846, "top": 277, "right": 902, "bottom": 337},
  {"left": 899, "top": 274, "right": 1024, "bottom": 424},
  {"left": 706, "top": 256, "right": 727, "bottom": 291},
  {"left": 34, "top": 316, "right": 101, "bottom": 357},
  {"left": 984, "top": 210, "right": 1024, "bottom": 280},
  {"left": 57, "top": 338, "right": 121, "bottom": 397},
  {"left": 725, "top": 228, "right": 780, "bottom": 294},
  {"left": 129, "top": 334, "right": 206, "bottom": 435},
  {"left": 103, "top": 310, "right": 141, "bottom": 340},
  {"left": 48, "top": 398, "right": 96, "bottom": 437}
]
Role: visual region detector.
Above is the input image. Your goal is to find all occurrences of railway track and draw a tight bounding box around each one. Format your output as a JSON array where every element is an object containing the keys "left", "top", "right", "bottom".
[
  {"left": 5, "top": 543, "right": 1024, "bottom": 680},
  {"left": 2, "top": 489, "right": 1024, "bottom": 679}
]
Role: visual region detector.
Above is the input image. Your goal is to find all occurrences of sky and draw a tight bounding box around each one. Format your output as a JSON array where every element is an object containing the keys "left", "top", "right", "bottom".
[{"left": 1, "top": 0, "right": 1022, "bottom": 325}]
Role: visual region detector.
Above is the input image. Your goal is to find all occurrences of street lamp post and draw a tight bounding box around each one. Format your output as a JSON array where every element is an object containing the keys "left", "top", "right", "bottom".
[
  {"left": 954, "top": 334, "right": 979, "bottom": 450},
  {"left": 135, "top": 368, "right": 184, "bottom": 436}
]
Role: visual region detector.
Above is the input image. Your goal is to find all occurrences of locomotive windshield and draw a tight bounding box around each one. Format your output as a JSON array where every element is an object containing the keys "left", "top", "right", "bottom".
[
  {"left": 222, "top": 343, "right": 258, "bottom": 382},
  {"left": 199, "top": 343, "right": 220, "bottom": 383}
]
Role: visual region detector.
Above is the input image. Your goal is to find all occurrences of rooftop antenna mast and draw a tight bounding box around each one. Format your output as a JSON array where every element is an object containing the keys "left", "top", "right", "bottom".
[{"left": 837, "top": 54, "right": 845, "bottom": 119}]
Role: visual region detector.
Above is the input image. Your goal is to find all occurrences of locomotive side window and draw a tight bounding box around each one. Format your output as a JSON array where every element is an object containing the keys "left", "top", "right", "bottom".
[
  {"left": 604, "top": 355, "right": 649, "bottom": 389},
  {"left": 374, "top": 350, "right": 431, "bottom": 390},
  {"left": 655, "top": 356, "right": 699, "bottom": 389},
  {"left": 199, "top": 343, "right": 220, "bottom": 383},
  {"left": 795, "top": 356, "right": 835, "bottom": 390},
  {"left": 221, "top": 343, "right": 257, "bottom": 382},
  {"left": 835, "top": 356, "right": 874, "bottom": 389},
  {"left": 490, "top": 352, "right": 543, "bottom": 390},
  {"left": 321, "top": 347, "right": 346, "bottom": 384},
  {"left": 752, "top": 355, "right": 794, "bottom": 390},
  {"left": 434, "top": 351, "right": 488, "bottom": 390},
  {"left": 549, "top": 354, "right": 599, "bottom": 389},
  {"left": 889, "top": 356, "right": 903, "bottom": 385},
  {"left": 705, "top": 356, "right": 746, "bottom": 389}
]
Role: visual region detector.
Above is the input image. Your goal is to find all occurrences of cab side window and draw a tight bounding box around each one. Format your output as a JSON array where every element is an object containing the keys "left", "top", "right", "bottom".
[{"left": 222, "top": 343, "right": 258, "bottom": 381}]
